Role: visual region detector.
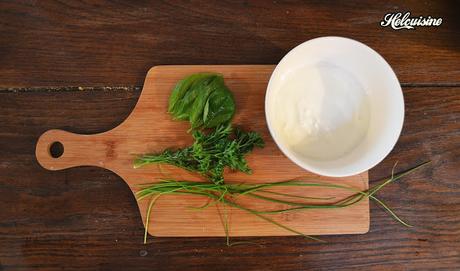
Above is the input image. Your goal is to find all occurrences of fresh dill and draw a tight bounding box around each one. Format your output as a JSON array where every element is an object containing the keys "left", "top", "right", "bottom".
[{"left": 134, "top": 124, "right": 264, "bottom": 184}]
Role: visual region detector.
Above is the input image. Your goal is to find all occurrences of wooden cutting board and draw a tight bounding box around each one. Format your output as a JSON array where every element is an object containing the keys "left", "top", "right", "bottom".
[{"left": 35, "top": 65, "right": 369, "bottom": 237}]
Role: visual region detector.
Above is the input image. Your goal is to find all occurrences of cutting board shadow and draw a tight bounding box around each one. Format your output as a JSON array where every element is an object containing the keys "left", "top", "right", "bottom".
[{"left": 36, "top": 65, "right": 369, "bottom": 237}]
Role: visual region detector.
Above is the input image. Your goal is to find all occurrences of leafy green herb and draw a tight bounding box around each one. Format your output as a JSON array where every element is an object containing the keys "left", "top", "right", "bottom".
[
  {"left": 136, "top": 161, "right": 430, "bottom": 245},
  {"left": 168, "top": 73, "right": 235, "bottom": 129},
  {"left": 134, "top": 124, "right": 264, "bottom": 184},
  {"left": 135, "top": 72, "right": 427, "bottom": 246}
]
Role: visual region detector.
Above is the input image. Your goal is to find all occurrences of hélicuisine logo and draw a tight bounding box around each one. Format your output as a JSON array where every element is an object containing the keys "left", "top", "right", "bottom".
[{"left": 380, "top": 12, "right": 442, "bottom": 30}]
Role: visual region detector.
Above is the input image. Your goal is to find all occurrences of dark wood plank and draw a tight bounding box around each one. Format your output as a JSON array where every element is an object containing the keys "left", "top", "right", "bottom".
[
  {"left": 0, "top": 0, "right": 459, "bottom": 87},
  {"left": 0, "top": 86, "right": 458, "bottom": 270}
]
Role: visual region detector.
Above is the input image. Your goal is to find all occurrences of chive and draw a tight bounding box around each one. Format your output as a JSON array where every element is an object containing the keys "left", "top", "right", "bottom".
[{"left": 136, "top": 161, "right": 429, "bottom": 245}]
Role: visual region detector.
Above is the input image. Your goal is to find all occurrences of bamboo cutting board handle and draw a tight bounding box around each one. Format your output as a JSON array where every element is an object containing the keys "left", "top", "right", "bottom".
[{"left": 36, "top": 129, "right": 114, "bottom": 171}]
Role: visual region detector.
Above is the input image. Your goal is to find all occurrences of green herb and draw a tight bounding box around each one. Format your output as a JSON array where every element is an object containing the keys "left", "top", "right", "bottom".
[
  {"left": 168, "top": 73, "right": 235, "bottom": 129},
  {"left": 137, "top": 161, "right": 430, "bottom": 245},
  {"left": 134, "top": 124, "right": 264, "bottom": 184},
  {"left": 135, "top": 72, "right": 427, "bottom": 246}
]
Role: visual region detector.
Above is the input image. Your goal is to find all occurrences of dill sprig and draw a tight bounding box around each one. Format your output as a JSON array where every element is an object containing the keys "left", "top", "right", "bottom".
[{"left": 134, "top": 124, "right": 264, "bottom": 184}]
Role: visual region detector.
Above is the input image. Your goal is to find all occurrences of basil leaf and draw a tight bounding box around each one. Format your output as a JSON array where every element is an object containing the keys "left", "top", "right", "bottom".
[
  {"left": 168, "top": 73, "right": 235, "bottom": 130},
  {"left": 171, "top": 75, "right": 215, "bottom": 120},
  {"left": 168, "top": 73, "right": 214, "bottom": 114},
  {"left": 189, "top": 76, "right": 220, "bottom": 128},
  {"left": 203, "top": 84, "right": 235, "bottom": 128}
]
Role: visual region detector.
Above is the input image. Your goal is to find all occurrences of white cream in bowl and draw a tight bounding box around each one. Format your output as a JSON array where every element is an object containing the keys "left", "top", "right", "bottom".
[{"left": 265, "top": 37, "right": 404, "bottom": 177}]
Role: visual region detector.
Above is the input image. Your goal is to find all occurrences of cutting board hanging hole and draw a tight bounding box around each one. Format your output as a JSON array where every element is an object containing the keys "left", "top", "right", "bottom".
[{"left": 49, "top": 141, "right": 64, "bottom": 158}]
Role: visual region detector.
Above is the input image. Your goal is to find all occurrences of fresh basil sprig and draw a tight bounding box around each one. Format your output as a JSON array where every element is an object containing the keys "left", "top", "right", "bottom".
[{"left": 168, "top": 73, "right": 235, "bottom": 129}]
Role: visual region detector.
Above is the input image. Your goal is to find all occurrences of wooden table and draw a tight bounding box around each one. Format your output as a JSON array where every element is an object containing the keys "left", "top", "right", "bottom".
[{"left": 0, "top": 1, "right": 459, "bottom": 270}]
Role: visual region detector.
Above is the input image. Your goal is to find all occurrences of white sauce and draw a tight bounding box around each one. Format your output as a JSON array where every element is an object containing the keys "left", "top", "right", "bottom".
[{"left": 271, "top": 63, "right": 370, "bottom": 160}]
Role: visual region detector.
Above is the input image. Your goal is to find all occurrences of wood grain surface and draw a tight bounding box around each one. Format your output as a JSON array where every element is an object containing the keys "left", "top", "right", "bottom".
[
  {"left": 0, "top": 1, "right": 459, "bottom": 270},
  {"left": 0, "top": 0, "right": 459, "bottom": 87},
  {"left": 35, "top": 65, "right": 369, "bottom": 237}
]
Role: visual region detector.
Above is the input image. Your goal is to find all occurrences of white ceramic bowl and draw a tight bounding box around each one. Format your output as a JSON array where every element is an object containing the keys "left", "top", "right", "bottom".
[{"left": 265, "top": 37, "right": 404, "bottom": 177}]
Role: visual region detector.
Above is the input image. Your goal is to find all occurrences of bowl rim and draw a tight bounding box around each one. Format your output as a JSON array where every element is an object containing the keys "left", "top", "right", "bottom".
[{"left": 264, "top": 36, "right": 404, "bottom": 177}]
